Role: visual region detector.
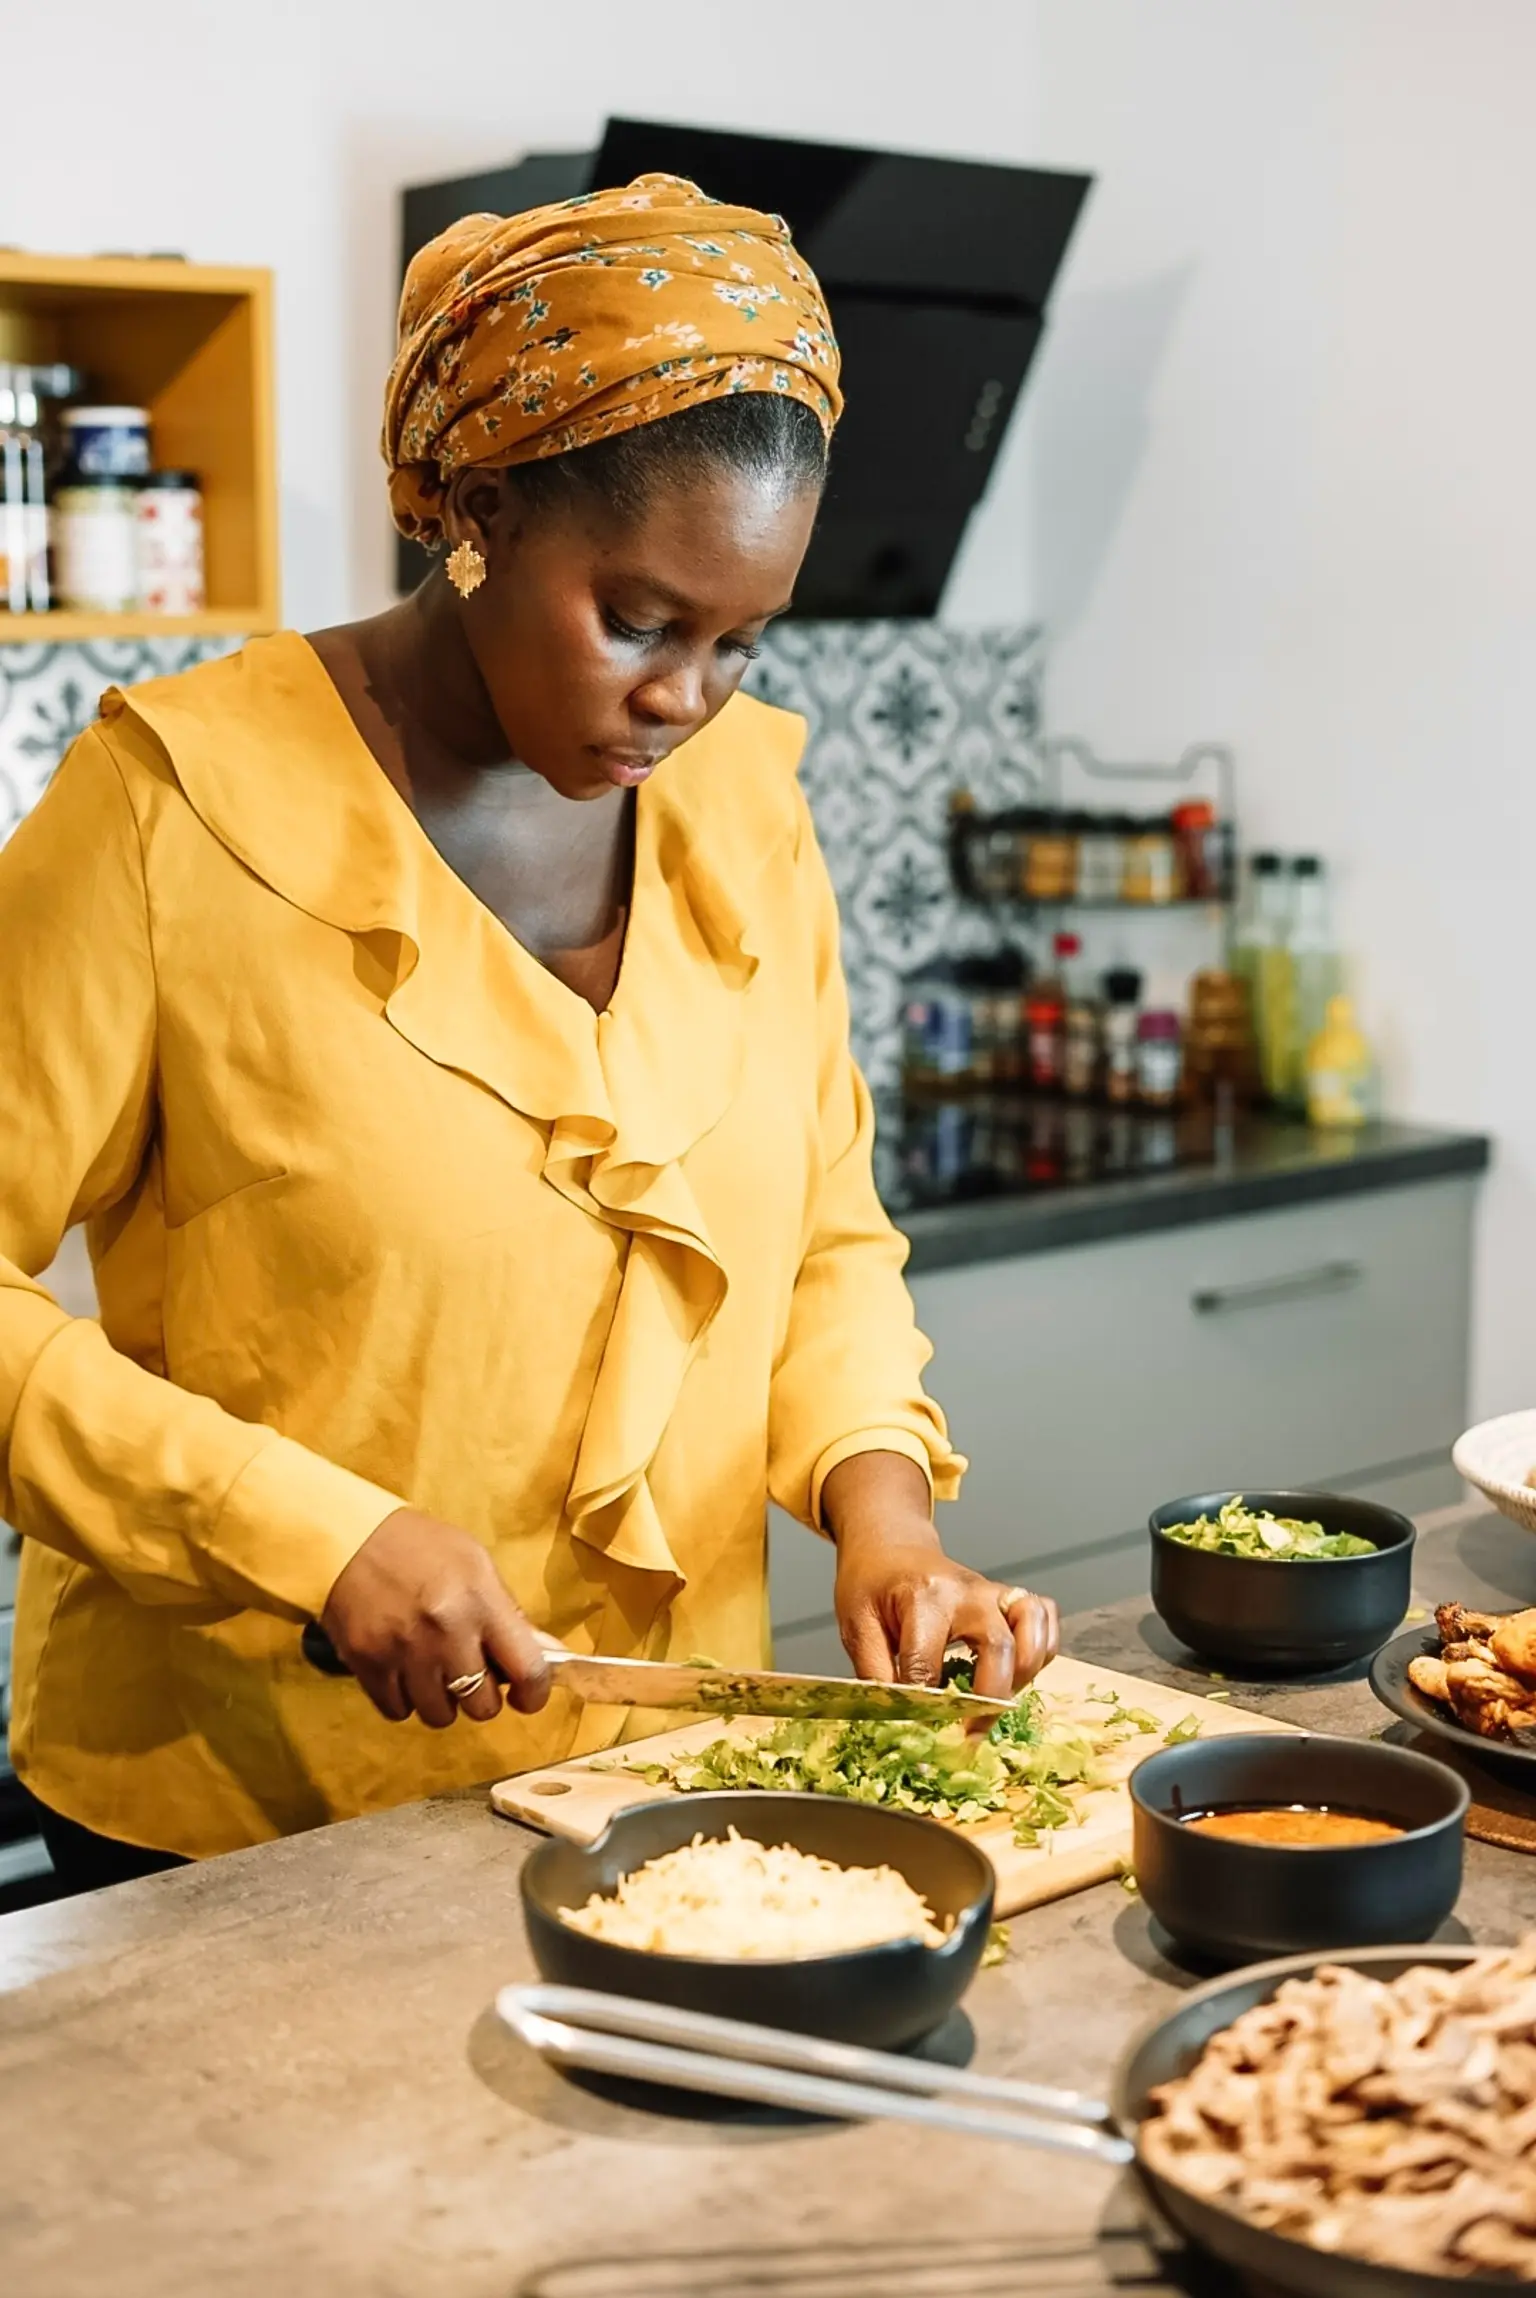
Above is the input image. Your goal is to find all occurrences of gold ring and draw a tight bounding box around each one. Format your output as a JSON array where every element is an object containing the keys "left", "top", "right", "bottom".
[
  {"left": 998, "top": 1586, "right": 1032, "bottom": 1622},
  {"left": 446, "top": 1668, "right": 488, "bottom": 1701}
]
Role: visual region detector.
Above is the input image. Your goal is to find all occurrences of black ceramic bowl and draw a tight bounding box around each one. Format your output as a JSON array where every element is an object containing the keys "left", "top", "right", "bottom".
[
  {"left": 1149, "top": 1489, "right": 1415, "bottom": 1671},
  {"left": 520, "top": 1791, "right": 995, "bottom": 2050},
  {"left": 1129, "top": 1731, "right": 1468, "bottom": 1965}
]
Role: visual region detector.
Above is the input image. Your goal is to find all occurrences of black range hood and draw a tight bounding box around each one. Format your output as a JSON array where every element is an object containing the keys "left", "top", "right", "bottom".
[{"left": 398, "top": 120, "right": 1091, "bottom": 619}]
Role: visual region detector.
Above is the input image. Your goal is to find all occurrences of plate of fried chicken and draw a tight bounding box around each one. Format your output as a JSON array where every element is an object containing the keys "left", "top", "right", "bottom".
[{"left": 1372, "top": 1603, "right": 1536, "bottom": 1785}]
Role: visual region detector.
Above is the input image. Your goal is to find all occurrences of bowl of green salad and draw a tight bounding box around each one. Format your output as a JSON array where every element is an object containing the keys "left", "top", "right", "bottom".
[{"left": 1148, "top": 1491, "right": 1415, "bottom": 1673}]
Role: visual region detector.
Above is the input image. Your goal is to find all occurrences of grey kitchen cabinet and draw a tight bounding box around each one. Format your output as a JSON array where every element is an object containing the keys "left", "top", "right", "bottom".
[{"left": 770, "top": 1174, "right": 1477, "bottom": 1652}]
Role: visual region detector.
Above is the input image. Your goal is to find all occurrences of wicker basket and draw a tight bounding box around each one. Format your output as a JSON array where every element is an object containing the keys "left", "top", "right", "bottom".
[{"left": 1452, "top": 1410, "right": 1536, "bottom": 1535}]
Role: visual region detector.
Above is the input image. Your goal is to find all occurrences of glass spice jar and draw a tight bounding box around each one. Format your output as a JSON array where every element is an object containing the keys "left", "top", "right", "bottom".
[
  {"left": 1075, "top": 814, "right": 1124, "bottom": 902},
  {"left": 1122, "top": 817, "right": 1183, "bottom": 905},
  {"left": 1171, "top": 801, "right": 1218, "bottom": 900},
  {"left": 54, "top": 473, "right": 141, "bottom": 611},
  {"left": 975, "top": 819, "right": 1019, "bottom": 904},
  {"left": 1024, "top": 811, "right": 1078, "bottom": 902}
]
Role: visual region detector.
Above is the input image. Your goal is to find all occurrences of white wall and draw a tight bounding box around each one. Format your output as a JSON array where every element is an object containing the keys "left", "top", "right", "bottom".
[
  {"left": 1, "top": 0, "right": 1045, "bottom": 631},
  {"left": 1011, "top": 0, "right": 1536, "bottom": 1418},
  {"left": 9, "top": 0, "right": 1534, "bottom": 1412}
]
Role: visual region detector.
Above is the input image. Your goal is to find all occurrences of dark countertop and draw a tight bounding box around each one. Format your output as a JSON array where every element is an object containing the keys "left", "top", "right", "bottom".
[
  {"left": 884, "top": 1106, "right": 1490, "bottom": 1272},
  {"left": 1, "top": 1507, "right": 1531, "bottom": 2298}
]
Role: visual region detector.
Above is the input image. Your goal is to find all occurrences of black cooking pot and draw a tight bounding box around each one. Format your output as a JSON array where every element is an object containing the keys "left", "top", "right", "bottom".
[
  {"left": 1148, "top": 1488, "right": 1415, "bottom": 1671},
  {"left": 520, "top": 1791, "right": 995, "bottom": 2051},
  {"left": 1129, "top": 1730, "right": 1468, "bottom": 1964}
]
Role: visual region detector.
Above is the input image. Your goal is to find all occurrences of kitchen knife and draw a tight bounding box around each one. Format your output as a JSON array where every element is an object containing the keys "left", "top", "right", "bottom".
[{"left": 299, "top": 1620, "right": 1011, "bottom": 1726}]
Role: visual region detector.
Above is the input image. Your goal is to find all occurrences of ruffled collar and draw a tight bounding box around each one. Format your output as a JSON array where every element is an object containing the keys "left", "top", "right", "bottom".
[{"left": 104, "top": 631, "right": 807, "bottom": 1598}]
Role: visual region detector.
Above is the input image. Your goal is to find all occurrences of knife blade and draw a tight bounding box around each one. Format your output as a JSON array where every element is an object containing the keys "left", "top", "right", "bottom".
[{"left": 299, "top": 1621, "right": 1011, "bottom": 1726}]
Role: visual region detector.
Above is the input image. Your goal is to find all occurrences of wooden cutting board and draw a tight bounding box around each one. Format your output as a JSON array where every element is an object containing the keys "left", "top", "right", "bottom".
[{"left": 491, "top": 1656, "right": 1301, "bottom": 1919}]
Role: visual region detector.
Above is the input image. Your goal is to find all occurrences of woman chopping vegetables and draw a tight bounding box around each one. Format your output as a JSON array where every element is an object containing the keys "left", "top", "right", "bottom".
[{"left": 0, "top": 176, "right": 1058, "bottom": 1891}]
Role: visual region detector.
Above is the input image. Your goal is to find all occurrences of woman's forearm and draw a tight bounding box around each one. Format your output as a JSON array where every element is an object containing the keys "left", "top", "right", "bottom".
[{"left": 821, "top": 1448, "right": 938, "bottom": 1554}]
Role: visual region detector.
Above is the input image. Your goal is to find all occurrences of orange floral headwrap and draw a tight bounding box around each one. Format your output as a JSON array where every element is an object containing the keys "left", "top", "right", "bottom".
[{"left": 382, "top": 172, "right": 842, "bottom": 544}]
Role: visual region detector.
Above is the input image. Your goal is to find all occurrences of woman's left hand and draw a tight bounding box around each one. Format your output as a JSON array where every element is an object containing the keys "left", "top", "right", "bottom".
[{"left": 832, "top": 1515, "right": 1059, "bottom": 1703}]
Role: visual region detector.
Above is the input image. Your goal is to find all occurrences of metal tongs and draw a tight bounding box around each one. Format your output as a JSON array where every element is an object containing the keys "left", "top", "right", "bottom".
[{"left": 495, "top": 1984, "right": 1134, "bottom": 2166}]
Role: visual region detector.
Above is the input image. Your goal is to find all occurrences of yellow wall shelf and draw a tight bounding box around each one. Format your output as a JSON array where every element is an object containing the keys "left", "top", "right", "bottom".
[{"left": 0, "top": 250, "right": 278, "bottom": 645}]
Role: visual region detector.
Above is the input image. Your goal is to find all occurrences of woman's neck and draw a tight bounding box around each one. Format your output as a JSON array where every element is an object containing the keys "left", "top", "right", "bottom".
[{"left": 308, "top": 579, "right": 514, "bottom": 806}]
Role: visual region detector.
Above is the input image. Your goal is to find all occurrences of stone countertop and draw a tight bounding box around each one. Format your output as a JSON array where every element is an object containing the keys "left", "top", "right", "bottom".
[
  {"left": 893, "top": 1114, "right": 1489, "bottom": 1273},
  {"left": 1, "top": 1509, "right": 1532, "bottom": 2298}
]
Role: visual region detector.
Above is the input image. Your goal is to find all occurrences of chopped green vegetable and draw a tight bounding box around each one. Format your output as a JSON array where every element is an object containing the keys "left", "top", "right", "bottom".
[
  {"left": 1120, "top": 1867, "right": 1141, "bottom": 1897},
  {"left": 683, "top": 1653, "right": 726, "bottom": 1671},
  {"left": 618, "top": 1682, "right": 1128, "bottom": 1840},
  {"left": 1164, "top": 1715, "right": 1202, "bottom": 1745},
  {"left": 1205, "top": 1690, "right": 1233, "bottom": 1703},
  {"left": 980, "top": 1922, "right": 1011, "bottom": 1968},
  {"left": 1162, "top": 1496, "right": 1376, "bottom": 1562}
]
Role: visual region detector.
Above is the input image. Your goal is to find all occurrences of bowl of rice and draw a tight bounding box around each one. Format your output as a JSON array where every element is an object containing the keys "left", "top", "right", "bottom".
[{"left": 519, "top": 1791, "right": 996, "bottom": 2048}]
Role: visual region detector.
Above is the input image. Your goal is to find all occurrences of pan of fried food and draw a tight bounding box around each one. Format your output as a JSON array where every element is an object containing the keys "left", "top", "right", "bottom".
[
  {"left": 1372, "top": 1603, "right": 1536, "bottom": 1788},
  {"left": 1124, "top": 1940, "right": 1536, "bottom": 2293}
]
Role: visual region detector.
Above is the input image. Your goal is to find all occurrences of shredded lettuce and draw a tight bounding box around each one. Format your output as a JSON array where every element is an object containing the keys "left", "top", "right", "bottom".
[
  {"left": 980, "top": 1922, "right": 1011, "bottom": 1967},
  {"left": 616, "top": 1682, "right": 1135, "bottom": 1843},
  {"left": 1162, "top": 1496, "right": 1376, "bottom": 1561}
]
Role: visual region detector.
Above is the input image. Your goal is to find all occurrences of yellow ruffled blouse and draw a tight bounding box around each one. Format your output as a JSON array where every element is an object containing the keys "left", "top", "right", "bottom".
[{"left": 0, "top": 633, "right": 962, "bottom": 1856}]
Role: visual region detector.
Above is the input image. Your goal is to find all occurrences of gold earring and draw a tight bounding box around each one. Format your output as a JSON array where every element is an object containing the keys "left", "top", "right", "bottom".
[{"left": 445, "top": 539, "right": 486, "bottom": 599}]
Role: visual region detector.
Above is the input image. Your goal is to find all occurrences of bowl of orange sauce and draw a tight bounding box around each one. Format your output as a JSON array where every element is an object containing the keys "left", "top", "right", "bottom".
[{"left": 1129, "top": 1731, "right": 1468, "bottom": 1965}]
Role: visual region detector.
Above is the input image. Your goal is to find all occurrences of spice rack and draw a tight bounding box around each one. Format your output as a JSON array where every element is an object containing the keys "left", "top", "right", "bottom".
[
  {"left": 908, "top": 737, "right": 1246, "bottom": 1114},
  {"left": 0, "top": 250, "right": 278, "bottom": 641},
  {"left": 952, "top": 738, "right": 1238, "bottom": 915}
]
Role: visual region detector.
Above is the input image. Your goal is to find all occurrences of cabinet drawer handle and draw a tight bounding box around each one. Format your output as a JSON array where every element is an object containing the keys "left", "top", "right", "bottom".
[{"left": 1191, "top": 1260, "right": 1364, "bottom": 1316}]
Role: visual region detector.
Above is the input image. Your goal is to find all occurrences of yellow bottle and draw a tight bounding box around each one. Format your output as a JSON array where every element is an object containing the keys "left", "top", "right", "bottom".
[{"left": 1305, "top": 995, "right": 1373, "bottom": 1129}]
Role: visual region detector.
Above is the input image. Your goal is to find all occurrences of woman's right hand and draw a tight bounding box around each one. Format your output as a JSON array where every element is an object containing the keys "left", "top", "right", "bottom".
[{"left": 319, "top": 1508, "right": 552, "bottom": 1728}]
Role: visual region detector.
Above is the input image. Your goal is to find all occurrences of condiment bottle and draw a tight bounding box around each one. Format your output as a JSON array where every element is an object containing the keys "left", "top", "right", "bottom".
[
  {"left": 1025, "top": 934, "right": 1073, "bottom": 1092},
  {"left": 1184, "top": 969, "right": 1259, "bottom": 1107},
  {"left": 1284, "top": 855, "right": 1343, "bottom": 1107},
  {"left": 902, "top": 965, "right": 972, "bottom": 1087},
  {"left": 947, "top": 789, "right": 980, "bottom": 900},
  {"left": 1135, "top": 1010, "right": 1184, "bottom": 1107},
  {"left": 987, "top": 946, "right": 1030, "bottom": 1084},
  {"left": 0, "top": 364, "right": 50, "bottom": 613},
  {"left": 1102, "top": 966, "right": 1143, "bottom": 1105},
  {"left": 1057, "top": 933, "right": 1099, "bottom": 1099},
  {"left": 1305, "top": 996, "right": 1375, "bottom": 1129},
  {"left": 1231, "top": 852, "right": 1294, "bottom": 1102}
]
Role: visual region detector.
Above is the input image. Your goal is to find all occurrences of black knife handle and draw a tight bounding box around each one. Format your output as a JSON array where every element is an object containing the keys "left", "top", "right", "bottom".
[
  {"left": 300, "top": 1620, "right": 532, "bottom": 1682},
  {"left": 301, "top": 1619, "right": 353, "bottom": 1677}
]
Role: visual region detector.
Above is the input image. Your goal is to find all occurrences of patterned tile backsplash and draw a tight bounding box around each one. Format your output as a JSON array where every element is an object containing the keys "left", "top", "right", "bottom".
[
  {"left": 0, "top": 636, "right": 240, "bottom": 837},
  {"left": 747, "top": 622, "right": 1045, "bottom": 1084},
  {"left": 0, "top": 620, "right": 1045, "bottom": 1089}
]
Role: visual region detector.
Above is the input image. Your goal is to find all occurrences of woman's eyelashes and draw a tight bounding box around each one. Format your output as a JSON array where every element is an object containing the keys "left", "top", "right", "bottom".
[
  {"left": 603, "top": 607, "right": 760, "bottom": 661},
  {"left": 603, "top": 608, "right": 663, "bottom": 645}
]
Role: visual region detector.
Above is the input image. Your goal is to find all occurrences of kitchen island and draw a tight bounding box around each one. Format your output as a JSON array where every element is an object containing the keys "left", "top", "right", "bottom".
[{"left": 2, "top": 1506, "right": 1531, "bottom": 2298}]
